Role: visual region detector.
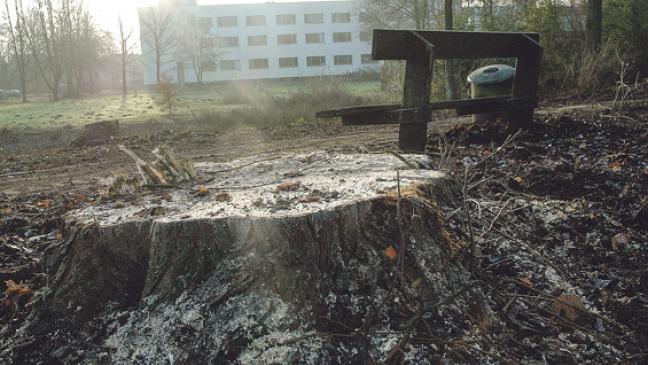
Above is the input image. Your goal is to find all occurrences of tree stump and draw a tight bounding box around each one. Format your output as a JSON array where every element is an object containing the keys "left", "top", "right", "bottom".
[
  {"left": 70, "top": 120, "right": 121, "bottom": 147},
  {"left": 19, "top": 152, "right": 487, "bottom": 364}
]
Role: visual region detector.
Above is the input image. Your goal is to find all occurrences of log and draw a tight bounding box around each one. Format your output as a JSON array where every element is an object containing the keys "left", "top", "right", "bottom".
[
  {"left": 19, "top": 152, "right": 485, "bottom": 364},
  {"left": 71, "top": 120, "right": 121, "bottom": 147},
  {"left": 118, "top": 145, "right": 195, "bottom": 186},
  {"left": 118, "top": 145, "right": 167, "bottom": 185}
]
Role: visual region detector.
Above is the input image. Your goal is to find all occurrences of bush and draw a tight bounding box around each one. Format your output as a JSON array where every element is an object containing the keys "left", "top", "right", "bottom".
[
  {"left": 156, "top": 76, "right": 177, "bottom": 114},
  {"left": 565, "top": 42, "right": 623, "bottom": 98},
  {"left": 191, "top": 78, "right": 374, "bottom": 130}
]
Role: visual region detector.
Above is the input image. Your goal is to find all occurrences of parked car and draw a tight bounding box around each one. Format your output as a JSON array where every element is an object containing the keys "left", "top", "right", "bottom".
[{"left": 0, "top": 89, "right": 21, "bottom": 99}]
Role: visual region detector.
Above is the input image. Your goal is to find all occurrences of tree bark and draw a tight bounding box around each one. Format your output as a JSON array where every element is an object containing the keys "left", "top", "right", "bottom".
[
  {"left": 586, "top": 0, "right": 603, "bottom": 50},
  {"left": 444, "top": 0, "right": 459, "bottom": 100}
]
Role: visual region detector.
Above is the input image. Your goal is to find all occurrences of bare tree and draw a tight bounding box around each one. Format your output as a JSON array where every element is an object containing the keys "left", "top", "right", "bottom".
[
  {"left": 4, "top": 0, "right": 28, "bottom": 102},
  {"left": 23, "top": 0, "right": 64, "bottom": 100},
  {"left": 182, "top": 15, "right": 218, "bottom": 85},
  {"left": 358, "top": 0, "right": 441, "bottom": 30},
  {"left": 139, "top": 6, "right": 178, "bottom": 84},
  {"left": 118, "top": 14, "right": 134, "bottom": 96}
]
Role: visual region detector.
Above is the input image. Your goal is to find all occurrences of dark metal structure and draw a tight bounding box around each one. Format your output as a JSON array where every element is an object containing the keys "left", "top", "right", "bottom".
[{"left": 317, "top": 29, "right": 543, "bottom": 153}]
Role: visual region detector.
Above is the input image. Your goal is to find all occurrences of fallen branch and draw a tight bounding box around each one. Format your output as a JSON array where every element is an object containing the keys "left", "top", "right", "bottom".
[{"left": 118, "top": 145, "right": 167, "bottom": 186}]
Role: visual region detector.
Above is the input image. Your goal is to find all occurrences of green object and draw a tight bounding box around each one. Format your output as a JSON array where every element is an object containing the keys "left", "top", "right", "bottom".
[
  {"left": 467, "top": 64, "right": 515, "bottom": 98},
  {"left": 467, "top": 64, "right": 515, "bottom": 122}
]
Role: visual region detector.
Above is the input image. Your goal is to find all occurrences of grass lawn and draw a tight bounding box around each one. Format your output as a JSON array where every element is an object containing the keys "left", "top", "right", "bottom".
[{"left": 0, "top": 79, "right": 385, "bottom": 130}]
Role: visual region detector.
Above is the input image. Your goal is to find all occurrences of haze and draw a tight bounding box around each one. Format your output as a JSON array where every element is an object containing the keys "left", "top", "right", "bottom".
[{"left": 18, "top": 0, "right": 335, "bottom": 51}]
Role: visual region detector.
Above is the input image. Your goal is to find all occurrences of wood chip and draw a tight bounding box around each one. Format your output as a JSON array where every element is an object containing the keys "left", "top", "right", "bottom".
[{"left": 277, "top": 180, "right": 302, "bottom": 191}]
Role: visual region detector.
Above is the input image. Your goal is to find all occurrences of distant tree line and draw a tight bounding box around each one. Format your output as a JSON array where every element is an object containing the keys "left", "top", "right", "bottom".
[
  {"left": 359, "top": 0, "right": 647, "bottom": 98},
  {"left": 0, "top": 0, "right": 116, "bottom": 101},
  {"left": 139, "top": 6, "right": 219, "bottom": 86}
]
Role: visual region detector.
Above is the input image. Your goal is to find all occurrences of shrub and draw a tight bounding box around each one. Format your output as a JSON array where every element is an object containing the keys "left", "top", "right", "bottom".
[{"left": 156, "top": 75, "right": 177, "bottom": 115}]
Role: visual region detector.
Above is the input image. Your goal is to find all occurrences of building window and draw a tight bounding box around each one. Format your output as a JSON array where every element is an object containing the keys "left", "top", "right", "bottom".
[
  {"left": 334, "top": 55, "right": 353, "bottom": 65},
  {"left": 304, "top": 13, "right": 323, "bottom": 24},
  {"left": 217, "top": 16, "right": 237, "bottom": 27},
  {"left": 333, "top": 32, "right": 352, "bottom": 43},
  {"left": 305, "top": 33, "right": 324, "bottom": 44},
  {"left": 200, "top": 37, "right": 215, "bottom": 48},
  {"left": 279, "top": 57, "right": 298, "bottom": 68},
  {"left": 246, "top": 15, "right": 266, "bottom": 26},
  {"left": 361, "top": 54, "right": 377, "bottom": 64},
  {"left": 360, "top": 31, "right": 372, "bottom": 42},
  {"left": 249, "top": 58, "right": 269, "bottom": 69},
  {"left": 277, "top": 34, "right": 297, "bottom": 45},
  {"left": 202, "top": 60, "right": 216, "bottom": 72},
  {"left": 248, "top": 35, "right": 268, "bottom": 46},
  {"left": 276, "top": 14, "right": 296, "bottom": 25},
  {"left": 332, "top": 13, "right": 351, "bottom": 23},
  {"left": 220, "top": 60, "right": 240, "bottom": 71},
  {"left": 197, "top": 17, "right": 213, "bottom": 30},
  {"left": 307, "top": 56, "right": 326, "bottom": 67},
  {"left": 219, "top": 36, "right": 239, "bottom": 48}
]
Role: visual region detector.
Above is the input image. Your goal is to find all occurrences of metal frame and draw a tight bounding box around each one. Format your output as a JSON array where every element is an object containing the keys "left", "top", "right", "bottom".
[{"left": 317, "top": 29, "right": 543, "bottom": 153}]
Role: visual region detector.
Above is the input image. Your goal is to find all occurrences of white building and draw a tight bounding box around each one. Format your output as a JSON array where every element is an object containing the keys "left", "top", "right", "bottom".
[{"left": 139, "top": 0, "right": 379, "bottom": 85}]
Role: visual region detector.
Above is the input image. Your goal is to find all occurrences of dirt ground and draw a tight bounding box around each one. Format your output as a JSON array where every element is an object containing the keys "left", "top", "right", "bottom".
[
  {"left": 0, "top": 121, "right": 400, "bottom": 196},
  {"left": 1, "top": 99, "right": 648, "bottom": 363}
]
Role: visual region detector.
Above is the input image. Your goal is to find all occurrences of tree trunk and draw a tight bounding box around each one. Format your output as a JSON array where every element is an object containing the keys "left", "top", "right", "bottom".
[
  {"left": 122, "top": 53, "right": 128, "bottom": 96},
  {"left": 20, "top": 79, "right": 27, "bottom": 103},
  {"left": 156, "top": 54, "right": 161, "bottom": 84},
  {"left": 66, "top": 71, "right": 74, "bottom": 97},
  {"left": 444, "top": 0, "right": 459, "bottom": 100},
  {"left": 586, "top": 0, "right": 603, "bottom": 50}
]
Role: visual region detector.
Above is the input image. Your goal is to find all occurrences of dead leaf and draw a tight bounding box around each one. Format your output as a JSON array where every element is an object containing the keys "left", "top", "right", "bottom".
[
  {"left": 161, "top": 192, "right": 173, "bottom": 201},
  {"left": 216, "top": 192, "right": 232, "bottom": 202},
  {"left": 277, "top": 180, "right": 302, "bottom": 191},
  {"left": 55, "top": 230, "right": 63, "bottom": 241},
  {"left": 2, "top": 280, "right": 33, "bottom": 317},
  {"left": 34, "top": 199, "right": 53, "bottom": 209},
  {"left": 514, "top": 176, "right": 524, "bottom": 184},
  {"left": 608, "top": 160, "right": 623, "bottom": 171},
  {"left": 385, "top": 245, "right": 398, "bottom": 260},
  {"left": 5, "top": 280, "right": 32, "bottom": 297},
  {"left": 551, "top": 294, "right": 584, "bottom": 322},
  {"left": 0, "top": 208, "right": 12, "bottom": 215},
  {"left": 196, "top": 186, "right": 210, "bottom": 196},
  {"left": 517, "top": 277, "right": 534, "bottom": 289},
  {"left": 611, "top": 232, "right": 630, "bottom": 251}
]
